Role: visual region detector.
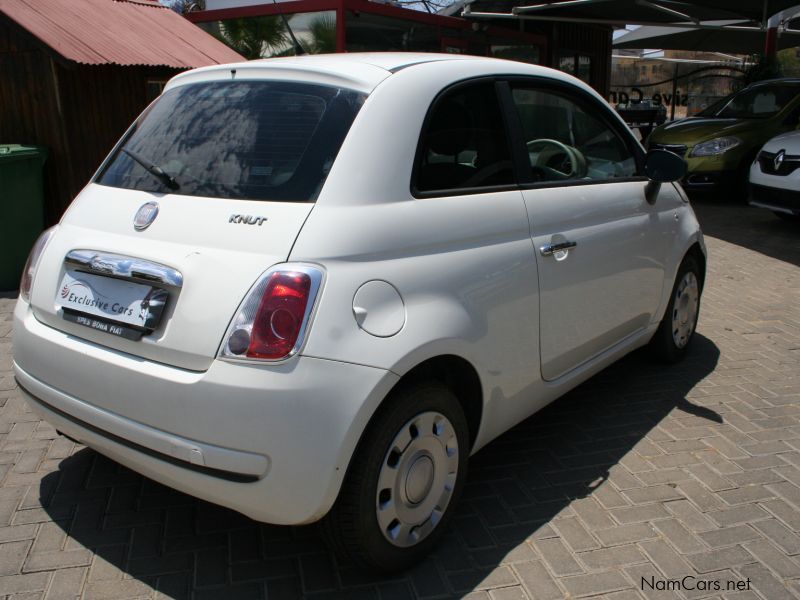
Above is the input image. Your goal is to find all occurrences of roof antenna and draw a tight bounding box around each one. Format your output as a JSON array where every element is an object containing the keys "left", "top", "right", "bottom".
[{"left": 270, "top": 0, "right": 306, "bottom": 55}]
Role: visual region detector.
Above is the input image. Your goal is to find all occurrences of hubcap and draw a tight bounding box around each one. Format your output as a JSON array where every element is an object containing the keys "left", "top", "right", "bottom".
[
  {"left": 376, "top": 411, "right": 459, "bottom": 548},
  {"left": 672, "top": 271, "right": 699, "bottom": 349}
]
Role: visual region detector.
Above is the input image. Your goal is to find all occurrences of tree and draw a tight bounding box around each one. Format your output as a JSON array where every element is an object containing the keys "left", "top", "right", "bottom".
[
  {"left": 162, "top": 0, "right": 205, "bottom": 14},
  {"left": 308, "top": 14, "right": 336, "bottom": 54},
  {"left": 218, "top": 16, "right": 289, "bottom": 60}
]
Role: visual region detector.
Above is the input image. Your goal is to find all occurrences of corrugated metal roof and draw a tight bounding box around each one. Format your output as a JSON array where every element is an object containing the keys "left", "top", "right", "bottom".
[{"left": 0, "top": 0, "right": 243, "bottom": 68}]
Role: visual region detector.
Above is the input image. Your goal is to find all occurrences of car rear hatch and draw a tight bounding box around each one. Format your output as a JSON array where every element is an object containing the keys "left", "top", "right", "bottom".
[{"left": 27, "top": 77, "right": 368, "bottom": 372}]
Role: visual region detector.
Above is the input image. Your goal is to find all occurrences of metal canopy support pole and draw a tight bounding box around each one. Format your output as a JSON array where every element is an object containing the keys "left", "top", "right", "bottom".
[
  {"left": 463, "top": 8, "right": 766, "bottom": 31},
  {"left": 671, "top": 62, "right": 678, "bottom": 121},
  {"left": 765, "top": 9, "right": 781, "bottom": 57},
  {"left": 765, "top": 26, "right": 778, "bottom": 56},
  {"left": 337, "top": 0, "right": 347, "bottom": 53}
]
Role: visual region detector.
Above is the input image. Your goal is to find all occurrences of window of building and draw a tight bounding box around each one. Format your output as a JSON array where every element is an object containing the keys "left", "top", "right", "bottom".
[
  {"left": 198, "top": 12, "right": 337, "bottom": 60},
  {"left": 345, "top": 12, "right": 438, "bottom": 53},
  {"left": 557, "top": 52, "right": 592, "bottom": 84}
]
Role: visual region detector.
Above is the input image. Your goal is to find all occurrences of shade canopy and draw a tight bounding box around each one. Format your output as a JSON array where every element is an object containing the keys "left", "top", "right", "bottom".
[
  {"left": 464, "top": 0, "right": 800, "bottom": 28},
  {"left": 614, "top": 22, "right": 800, "bottom": 53}
]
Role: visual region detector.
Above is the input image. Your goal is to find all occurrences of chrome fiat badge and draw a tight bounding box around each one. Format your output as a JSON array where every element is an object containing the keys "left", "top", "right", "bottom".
[
  {"left": 774, "top": 149, "right": 786, "bottom": 171},
  {"left": 133, "top": 201, "right": 159, "bottom": 231}
]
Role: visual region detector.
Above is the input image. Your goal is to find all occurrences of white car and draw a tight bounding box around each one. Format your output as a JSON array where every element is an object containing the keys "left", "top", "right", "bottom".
[
  {"left": 13, "top": 53, "right": 705, "bottom": 571},
  {"left": 749, "top": 129, "right": 800, "bottom": 220}
]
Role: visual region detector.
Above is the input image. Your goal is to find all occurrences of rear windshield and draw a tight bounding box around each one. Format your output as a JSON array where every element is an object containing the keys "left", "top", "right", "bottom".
[
  {"left": 96, "top": 80, "right": 366, "bottom": 202},
  {"left": 698, "top": 83, "right": 800, "bottom": 119}
]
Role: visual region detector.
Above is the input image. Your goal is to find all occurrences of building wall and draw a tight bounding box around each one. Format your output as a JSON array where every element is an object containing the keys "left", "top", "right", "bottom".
[
  {"left": 0, "top": 17, "right": 178, "bottom": 224},
  {"left": 551, "top": 21, "right": 613, "bottom": 95}
]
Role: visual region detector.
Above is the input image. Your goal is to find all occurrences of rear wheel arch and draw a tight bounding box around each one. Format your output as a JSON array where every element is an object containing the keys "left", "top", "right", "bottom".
[
  {"left": 390, "top": 354, "right": 483, "bottom": 451},
  {"left": 342, "top": 354, "right": 483, "bottom": 485}
]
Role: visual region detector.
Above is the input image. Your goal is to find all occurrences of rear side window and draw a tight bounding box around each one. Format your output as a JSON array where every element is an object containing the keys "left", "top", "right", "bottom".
[
  {"left": 414, "top": 82, "right": 515, "bottom": 194},
  {"left": 96, "top": 81, "right": 366, "bottom": 202}
]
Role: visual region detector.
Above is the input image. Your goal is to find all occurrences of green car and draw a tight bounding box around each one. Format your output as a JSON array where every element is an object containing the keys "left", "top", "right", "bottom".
[{"left": 647, "top": 78, "right": 800, "bottom": 195}]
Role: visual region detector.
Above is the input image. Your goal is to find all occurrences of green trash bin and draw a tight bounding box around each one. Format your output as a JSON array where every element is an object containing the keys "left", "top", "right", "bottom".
[{"left": 0, "top": 144, "right": 48, "bottom": 291}]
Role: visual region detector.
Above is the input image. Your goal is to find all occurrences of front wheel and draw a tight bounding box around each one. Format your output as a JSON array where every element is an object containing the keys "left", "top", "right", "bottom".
[
  {"left": 322, "top": 381, "right": 469, "bottom": 573},
  {"left": 650, "top": 255, "right": 702, "bottom": 363}
]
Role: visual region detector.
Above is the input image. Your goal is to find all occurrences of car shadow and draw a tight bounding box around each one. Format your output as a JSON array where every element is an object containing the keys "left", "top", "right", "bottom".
[
  {"left": 39, "top": 335, "right": 720, "bottom": 599},
  {"left": 690, "top": 195, "right": 800, "bottom": 268}
]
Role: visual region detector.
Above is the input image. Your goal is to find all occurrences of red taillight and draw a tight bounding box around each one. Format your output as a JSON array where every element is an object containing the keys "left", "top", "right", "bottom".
[
  {"left": 220, "top": 265, "right": 323, "bottom": 362},
  {"left": 247, "top": 271, "right": 312, "bottom": 360}
]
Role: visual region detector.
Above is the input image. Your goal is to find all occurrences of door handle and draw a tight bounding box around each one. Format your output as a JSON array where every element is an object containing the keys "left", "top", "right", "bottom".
[{"left": 540, "top": 240, "right": 577, "bottom": 256}]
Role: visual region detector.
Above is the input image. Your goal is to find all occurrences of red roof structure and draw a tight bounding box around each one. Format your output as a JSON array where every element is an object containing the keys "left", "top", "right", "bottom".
[{"left": 0, "top": 0, "right": 243, "bottom": 68}]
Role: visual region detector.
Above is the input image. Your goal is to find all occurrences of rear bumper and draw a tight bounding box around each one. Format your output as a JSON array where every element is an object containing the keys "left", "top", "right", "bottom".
[
  {"left": 12, "top": 300, "right": 399, "bottom": 524},
  {"left": 748, "top": 183, "right": 800, "bottom": 215}
]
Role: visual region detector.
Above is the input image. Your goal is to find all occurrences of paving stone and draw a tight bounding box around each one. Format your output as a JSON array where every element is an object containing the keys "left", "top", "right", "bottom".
[
  {"left": 698, "top": 526, "right": 761, "bottom": 549},
  {"left": 743, "top": 539, "right": 800, "bottom": 579},
  {"left": 684, "top": 546, "right": 754, "bottom": 574},
  {"left": 751, "top": 519, "right": 800, "bottom": 555},
  {"left": 532, "top": 538, "right": 582, "bottom": 576},
  {"left": 0, "top": 572, "right": 50, "bottom": 594},
  {"left": 652, "top": 519, "right": 706, "bottom": 554},
  {"left": 610, "top": 504, "right": 669, "bottom": 525},
  {"left": 622, "top": 486, "right": 684, "bottom": 505},
  {"left": 551, "top": 517, "right": 599, "bottom": 552},
  {"left": 717, "top": 486, "right": 776, "bottom": 506},
  {"left": 23, "top": 549, "right": 93, "bottom": 573},
  {"left": 45, "top": 567, "right": 87, "bottom": 600},
  {"left": 638, "top": 539, "right": 692, "bottom": 578},
  {"left": 594, "top": 523, "right": 657, "bottom": 547},
  {"left": 0, "top": 540, "right": 30, "bottom": 576},
  {"left": 664, "top": 500, "right": 716, "bottom": 532},
  {"left": 737, "top": 562, "right": 796, "bottom": 600},
  {"left": 761, "top": 499, "right": 800, "bottom": 531},
  {"left": 560, "top": 571, "right": 631, "bottom": 597},
  {"left": 708, "top": 505, "right": 771, "bottom": 528},
  {"left": 512, "top": 560, "right": 562, "bottom": 600},
  {"left": 576, "top": 545, "right": 645, "bottom": 570}
]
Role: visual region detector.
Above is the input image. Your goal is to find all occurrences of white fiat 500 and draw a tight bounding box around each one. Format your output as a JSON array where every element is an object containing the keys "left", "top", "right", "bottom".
[
  {"left": 749, "top": 129, "right": 800, "bottom": 220},
  {"left": 13, "top": 53, "right": 704, "bottom": 571}
]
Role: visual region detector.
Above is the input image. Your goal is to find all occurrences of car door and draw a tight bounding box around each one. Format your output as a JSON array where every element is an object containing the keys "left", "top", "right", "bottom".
[{"left": 502, "top": 79, "right": 675, "bottom": 381}]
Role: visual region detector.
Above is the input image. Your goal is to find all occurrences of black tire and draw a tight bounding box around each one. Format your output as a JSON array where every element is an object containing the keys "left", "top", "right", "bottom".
[
  {"left": 322, "top": 381, "right": 469, "bottom": 573},
  {"left": 650, "top": 255, "right": 703, "bottom": 363}
]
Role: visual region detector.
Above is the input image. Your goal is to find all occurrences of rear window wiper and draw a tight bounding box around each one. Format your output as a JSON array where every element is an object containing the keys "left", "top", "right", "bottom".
[{"left": 122, "top": 148, "right": 180, "bottom": 191}]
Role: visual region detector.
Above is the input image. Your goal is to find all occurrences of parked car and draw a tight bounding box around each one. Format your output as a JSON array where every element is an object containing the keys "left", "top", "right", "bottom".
[
  {"left": 12, "top": 53, "right": 704, "bottom": 572},
  {"left": 749, "top": 130, "right": 800, "bottom": 220},
  {"left": 647, "top": 78, "right": 800, "bottom": 195}
]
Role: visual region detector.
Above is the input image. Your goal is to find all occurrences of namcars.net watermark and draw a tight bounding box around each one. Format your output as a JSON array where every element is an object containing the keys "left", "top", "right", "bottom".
[{"left": 642, "top": 575, "right": 751, "bottom": 593}]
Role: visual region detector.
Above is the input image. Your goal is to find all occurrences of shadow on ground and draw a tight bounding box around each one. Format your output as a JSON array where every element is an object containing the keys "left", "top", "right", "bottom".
[
  {"left": 40, "top": 336, "right": 720, "bottom": 599},
  {"left": 690, "top": 195, "right": 800, "bottom": 267}
]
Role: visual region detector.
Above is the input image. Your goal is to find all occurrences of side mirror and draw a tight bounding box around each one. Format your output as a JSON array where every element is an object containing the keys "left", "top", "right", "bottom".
[{"left": 645, "top": 149, "right": 687, "bottom": 183}]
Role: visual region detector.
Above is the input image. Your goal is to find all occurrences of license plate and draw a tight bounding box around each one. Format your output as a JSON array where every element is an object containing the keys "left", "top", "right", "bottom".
[
  {"left": 62, "top": 310, "right": 144, "bottom": 340},
  {"left": 57, "top": 271, "right": 168, "bottom": 333}
]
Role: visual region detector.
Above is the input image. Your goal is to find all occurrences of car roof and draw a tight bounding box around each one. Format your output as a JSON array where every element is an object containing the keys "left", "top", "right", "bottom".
[{"left": 165, "top": 53, "right": 567, "bottom": 95}]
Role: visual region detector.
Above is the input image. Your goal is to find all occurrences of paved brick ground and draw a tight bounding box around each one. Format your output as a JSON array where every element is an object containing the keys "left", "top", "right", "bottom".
[{"left": 1, "top": 199, "right": 799, "bottom": 599}]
